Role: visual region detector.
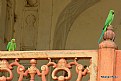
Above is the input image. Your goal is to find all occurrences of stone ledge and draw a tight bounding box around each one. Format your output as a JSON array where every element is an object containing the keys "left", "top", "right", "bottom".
[{"left": 0, "top": 50, "right": 97, "bottom": 59}]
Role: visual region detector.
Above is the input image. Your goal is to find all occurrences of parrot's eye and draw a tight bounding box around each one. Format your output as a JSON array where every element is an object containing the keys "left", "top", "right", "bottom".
[{"left": 112, "top": 12, "right": 114, "bottom": 14}]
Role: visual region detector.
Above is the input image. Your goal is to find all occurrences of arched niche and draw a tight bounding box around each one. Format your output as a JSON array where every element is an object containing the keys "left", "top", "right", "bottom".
[{"left": 53, "top": 0, "right": 99, "bottom": 50}]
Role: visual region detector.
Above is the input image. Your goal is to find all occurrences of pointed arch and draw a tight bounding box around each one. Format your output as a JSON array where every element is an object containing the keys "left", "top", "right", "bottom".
[{"left": 53, "top": 0, "right": 100, "bottom": 49}]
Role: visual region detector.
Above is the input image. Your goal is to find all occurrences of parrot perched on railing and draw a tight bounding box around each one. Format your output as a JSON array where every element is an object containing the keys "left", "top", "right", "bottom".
[
  {"left": 98, "top": 10, "right": 114, "bottom": 44},
  {"left": 7, "top": 39, "right": 16, "bottom": 51}
]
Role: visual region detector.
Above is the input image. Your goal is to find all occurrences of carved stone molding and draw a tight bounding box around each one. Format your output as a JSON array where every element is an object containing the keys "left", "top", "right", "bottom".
[
  {"left": 20, "top": 0, "right": 39, "bottom": 51},
  {"left": 25, "top": 0, "right": 39, "bottom": 7}
]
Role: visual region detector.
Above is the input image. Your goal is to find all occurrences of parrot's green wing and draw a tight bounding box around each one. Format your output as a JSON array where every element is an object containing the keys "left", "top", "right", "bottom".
[
  {"left": 7, "top": 42, "right": 11, "bottom": 50},
  {"left": 14, "top": 43, "right": 16, "bottom": 49},
  {"left": 98, "top": 10, "right": 114, "bottom": 44},
  {"left": 103, "top": 12, "right": 114, "bottom": 31}
]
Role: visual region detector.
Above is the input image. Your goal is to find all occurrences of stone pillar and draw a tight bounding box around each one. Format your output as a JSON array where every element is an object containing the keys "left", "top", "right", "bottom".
[{"left": 98, "top": 25, "right": 117, "bottom": 81}]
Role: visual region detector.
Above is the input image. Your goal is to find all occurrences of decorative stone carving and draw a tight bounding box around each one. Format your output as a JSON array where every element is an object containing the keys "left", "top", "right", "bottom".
[
  {"left": 21, "top": 0, "right": 39, "bottom": 50},
  {"left": 21, "top": 13, "right": 38, "bottom": 50},
  {"left": 0, "top": 60, "right": 13, "bottom": 81},
  {"left": 27, "top": 59, "right": 38, "bottom": 81},
  {"left": 0, "top": 57, "right": 92, "bottom": 81},
  {"left": 68, "top": 58, "right": 89, "bottom": 81},
  {"left": 26, "top": 14, "right": 36, "bottom": 25},
  {"left": 25, "top": 0, "right": 38, "bottom": 7},
  {"left": 9, "top": 59, "right": 25, "bottom": 81},
  {"left": 99, "top": 25, "right": 117, "bottom": 49},
  {"left": 52, "top": 59, "right": 72, "bottom": 81}
]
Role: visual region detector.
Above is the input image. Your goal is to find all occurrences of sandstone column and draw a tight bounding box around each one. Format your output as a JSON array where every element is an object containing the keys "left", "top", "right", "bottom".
[{"left": 98, "top": 25, "right": 117, "bottom": 81}]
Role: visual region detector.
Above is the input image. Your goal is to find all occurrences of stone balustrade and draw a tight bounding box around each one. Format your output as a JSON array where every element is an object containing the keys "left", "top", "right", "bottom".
[{"left": 0, "top": 50, "right": 97, "bottom": 81}]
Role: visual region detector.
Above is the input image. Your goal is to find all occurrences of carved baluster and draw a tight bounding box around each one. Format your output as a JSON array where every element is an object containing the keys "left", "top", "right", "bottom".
[
  {"left": 74, "top": 59, "right": 89, "bottom": 81},
  {"left": 40, "top": 65, "right": 49, "bottom": 81},
  {"left": 38, "top": 58, "right": 56, "bottom": 81},
  {"left": 68, "top": 58, "right": 90, "bottom": 81},
  {"left": 9, "top": 58, "right": 25, "bottom": 81},
  {"left": 76, "top": 64, "right": 88, "bottom": 81},
  {"left": 52, "top": 58, "right": 72, "bottom": 81},
  {"left": 22, "top": 59, "right": 51, "bottom": 81},
  {"left": 0, "top": 58, "right": 91, "bottom": 81},
  {"left": 0, "top": 59, "right": 13, "bottom": 81},
  {"left": 27, "top": 59, "right": 37, "bottom": 81}
]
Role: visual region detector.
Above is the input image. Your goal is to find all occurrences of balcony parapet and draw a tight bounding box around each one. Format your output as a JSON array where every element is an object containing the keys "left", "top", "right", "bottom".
[{"left": 0, "top": 50, "right": 97, "bottom": 81}]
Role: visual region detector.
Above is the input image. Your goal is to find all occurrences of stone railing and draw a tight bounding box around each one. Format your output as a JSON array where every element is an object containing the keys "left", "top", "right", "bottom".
[
  {"left": 0, "top": 50, "right": 97, "bottom": 81},
  {"left": 0, "top": 25, "right": 120, "bottom": 81}
]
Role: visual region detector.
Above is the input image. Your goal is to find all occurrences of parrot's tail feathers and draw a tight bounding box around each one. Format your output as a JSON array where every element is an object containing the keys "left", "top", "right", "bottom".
[
  {"left": 98, "top": 37, "right": 102, "bottom": 44},
  {"left": 98, "top": 31, "right": 105, "bottom": 44}
]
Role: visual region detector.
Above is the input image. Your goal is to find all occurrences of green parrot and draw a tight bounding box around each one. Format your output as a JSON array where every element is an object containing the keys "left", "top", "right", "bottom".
[
  {"left": 7, "top": 39, "right": 16, "bottom": 51},
  {"left": 98, "top": 10, "right": 114, "bottom": 44}
]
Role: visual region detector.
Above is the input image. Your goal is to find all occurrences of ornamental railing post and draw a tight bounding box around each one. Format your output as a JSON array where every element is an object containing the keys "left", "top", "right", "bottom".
[{"left": 98, "top": 25, "right": 117, "bottom": 81}]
